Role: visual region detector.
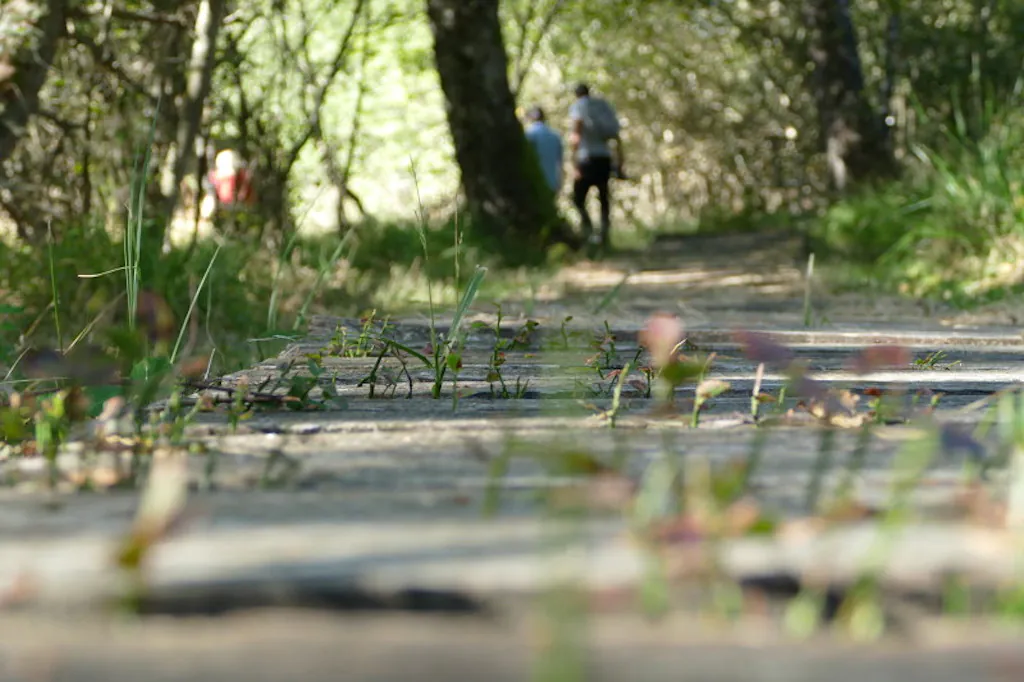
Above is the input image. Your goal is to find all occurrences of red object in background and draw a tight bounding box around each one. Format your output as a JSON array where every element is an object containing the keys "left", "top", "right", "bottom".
[{"left": 208, "top": 167, "right": 255, "bottom": 206}]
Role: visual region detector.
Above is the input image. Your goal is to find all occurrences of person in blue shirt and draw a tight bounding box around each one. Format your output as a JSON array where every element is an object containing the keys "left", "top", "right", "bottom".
[{"left": 524, "top": 106, "right": 564, "bottom": 194}]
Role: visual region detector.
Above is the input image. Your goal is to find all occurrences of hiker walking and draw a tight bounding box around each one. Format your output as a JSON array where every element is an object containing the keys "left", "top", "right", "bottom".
[
  {"left": 524, "top": 106, "right": 564, "bottom": 194},
  {"left": 568, "top": 82, "right": 624, "bottom": 253}
]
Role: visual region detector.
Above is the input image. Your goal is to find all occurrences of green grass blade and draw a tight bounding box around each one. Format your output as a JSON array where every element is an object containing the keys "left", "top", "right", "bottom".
[
  {"left": 126, "top": 96, "right": 162, "bottom": 330},
  {"left": 593, "top": 270, "right": 631, "bottom": 315},
  {"left": 448, "top": 265, "right": 488, "bottom": 343},
  {"left": 46, "top": 222, "right": 62, "bottom": 351},
  {"left": 267, "top": 230, "right": 303, "bottom": 332},
  {"left": 293, "top": 231, "right": 355, "bottom": 331},
  {"left": 170, "top": 243, "right": 221, "bottom": 365}
]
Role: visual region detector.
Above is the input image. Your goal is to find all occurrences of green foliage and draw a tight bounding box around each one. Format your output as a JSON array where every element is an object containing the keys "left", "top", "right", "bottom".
[{"left": 811, "top": 102, "right": 1024, "bottom": 303}]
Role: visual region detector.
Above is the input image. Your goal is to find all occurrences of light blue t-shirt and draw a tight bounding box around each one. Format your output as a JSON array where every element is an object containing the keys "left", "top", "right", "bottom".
[
  {"left": 569, "top": 96, "right": 613, "bottom": 162},
  {"left": 525, "top": 122, "right": 564, "bottom": 192}
]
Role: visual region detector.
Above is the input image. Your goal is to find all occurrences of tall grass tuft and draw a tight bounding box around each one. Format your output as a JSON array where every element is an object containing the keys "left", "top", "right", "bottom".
[
  {"left": 813, "top": 93, "right": 1024, "bottom": 304},
  {"left": 125, "top": 99, "right": 161, "bottom": 331}
]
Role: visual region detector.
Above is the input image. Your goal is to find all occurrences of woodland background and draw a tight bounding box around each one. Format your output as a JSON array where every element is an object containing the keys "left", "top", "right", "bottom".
[{"left": 2, "top": 0, "right": 1024, "bottom": 372}]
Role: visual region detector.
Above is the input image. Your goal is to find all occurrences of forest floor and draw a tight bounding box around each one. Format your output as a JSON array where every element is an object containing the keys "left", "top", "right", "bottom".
[{"left": 3, "top": 229, "right": 1024, "bottom": 681}]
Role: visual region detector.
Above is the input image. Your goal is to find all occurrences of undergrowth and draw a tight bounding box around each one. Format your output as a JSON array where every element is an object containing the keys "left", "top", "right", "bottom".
[{"left": 810, "top": 100, "right": 1024, "bottom": 306}]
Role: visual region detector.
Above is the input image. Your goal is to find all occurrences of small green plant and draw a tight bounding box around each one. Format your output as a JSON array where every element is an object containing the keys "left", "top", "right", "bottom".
[
  {"left": 914, "top": 350, "right": 961, "bottom": 370},
  {"left": 431, "top": 265, "right": 486, "bottom": 399},
  {"left": 33, "top": 388, "right": 81, "bottom": 487},
  {"left": 474, "top": 305, "right": 537, "bottom": 399},
  {"left": 357, "top": 344, "right": 390, "bottom": 399},
  {"left": 447, "top": 349, "right": 463, "bottom": 410},
  {"left": 559, "top": 315, "right": 575, "bottom": 350},
  {"left": 585, "top": 321, "right": 619, "bottom": 377},
  {"left": 325, "top": 311, "right": 390, "bottom": 358},
  {"left": 226, "top": 378, "right": 252, "bottom": 433},
  {"left": 601, "top": 361, "right": 631, "bottom": 428}
]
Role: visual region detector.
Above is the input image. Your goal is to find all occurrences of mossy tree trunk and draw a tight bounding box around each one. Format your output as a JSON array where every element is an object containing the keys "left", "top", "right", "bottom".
[{"left": 425, "top": 0, "right": 576, "bottom": 263}]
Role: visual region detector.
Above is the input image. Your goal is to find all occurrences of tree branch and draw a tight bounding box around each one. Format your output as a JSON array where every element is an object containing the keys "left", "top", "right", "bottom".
[
  {"left": 509, "top": 0, "right": 540, "bottom": 97},
  {"left": 68, "top": 5, "right": 189, "bottom": 28},
  {"left": 0, "top": 0, "right": 69, "bottom": 168},
  {"left": 162, "top": 0, "right": 228, "bottom": 223},
  {"left": 283, "top": 0, "right": 368, "bottom": 175},
  {"left": 68, "top": 32, "right": 153, "bottom": 101},
  {"left": 512, "top": 0, "right": 568, "bottom": 99}
]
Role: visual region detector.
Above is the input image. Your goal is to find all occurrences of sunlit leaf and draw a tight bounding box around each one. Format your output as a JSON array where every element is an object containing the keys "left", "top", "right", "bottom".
[{"left": 696, "top": 379, "right": 730, "bottom": 401}]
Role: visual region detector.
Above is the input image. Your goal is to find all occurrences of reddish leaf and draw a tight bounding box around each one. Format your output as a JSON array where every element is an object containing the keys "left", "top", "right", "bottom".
[
  {"left": 177, "top": 354, "right": 211, "bottom": 380},
  {"left": 847, "top": 345, "right": 911, "bottom": 374},
  {"left": 638, "top": 313, "right": 685, "bottom": 369},
  {"left": 733, "top": 330, "right": 794, "bottom": 367}
]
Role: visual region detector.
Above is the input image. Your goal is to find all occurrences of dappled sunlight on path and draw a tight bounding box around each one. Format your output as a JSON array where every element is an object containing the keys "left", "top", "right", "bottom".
[{"left": 495, "top": 229, "right": 1024, "bottom": 334}]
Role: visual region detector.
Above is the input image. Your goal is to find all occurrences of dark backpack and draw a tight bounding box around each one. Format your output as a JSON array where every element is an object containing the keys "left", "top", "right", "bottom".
[{"left": 585, "top": 97, "right": 621, "bottom": 140}]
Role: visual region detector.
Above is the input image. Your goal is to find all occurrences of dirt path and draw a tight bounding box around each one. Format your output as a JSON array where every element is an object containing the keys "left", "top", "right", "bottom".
[{"left": 527, "top": 230, "right": 1024, "bottom": 330}]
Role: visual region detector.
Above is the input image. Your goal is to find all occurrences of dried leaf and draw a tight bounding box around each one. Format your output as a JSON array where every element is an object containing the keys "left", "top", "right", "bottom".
[
  {"left": 177, "top": 354, "right": 211, "bottom": 380},
  {"left": 63, "top": 385, "right": 91, "bottom": 422},
  {"left": 804, "top": 389, "right": 865, "bottom": 426},
  {"left": 136, "top": 291, "right": 176, "bottom": 345},
  {"left": 97, "top": 395, "right": 126, "bottom": 422}
]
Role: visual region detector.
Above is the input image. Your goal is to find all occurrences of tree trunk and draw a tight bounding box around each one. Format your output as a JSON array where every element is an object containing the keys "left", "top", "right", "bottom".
[
  {"left": 805, "top": 0, "right": 896, "bottom": 191},
  {"left": 158, "top": 0, "right": 227, "bottom": 248},
  {"left": 425, "top": 0, "right": 574, "bottom": 262},
  {"left": 0, "top": 0, "right": 68, "bottom": 167}
]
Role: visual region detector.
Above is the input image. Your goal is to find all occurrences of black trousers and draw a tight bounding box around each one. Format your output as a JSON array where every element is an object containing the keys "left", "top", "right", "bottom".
[{"left": 573, "top": 155, "right": 612, "bottom": 245}]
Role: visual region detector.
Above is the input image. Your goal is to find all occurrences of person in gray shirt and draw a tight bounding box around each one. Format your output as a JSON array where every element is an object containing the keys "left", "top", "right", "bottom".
[
  {"left": 524, "top": 106, "right": 564, "bottom": 194},
  {"left": 568, "top": 83, "right": 624, "bottom": 253}
]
